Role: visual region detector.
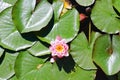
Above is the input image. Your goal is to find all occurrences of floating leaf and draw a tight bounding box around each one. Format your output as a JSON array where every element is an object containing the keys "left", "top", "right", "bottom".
[
  {"left": 93, "top": 35, "right": 120, "bottom": 75},
  {"left": 52, "top": 0, "right": 63, "bottom": 21},
  {"left": 3, "top": 0, "right": 17, "bottom": 5},
  {"left": 75, "top": 0, "right": 95, "bottom": 6},
  {"left": 15, "top": 51, "right": 96, "bottom": 80},
  {"left": 0, "top": 47, "right": 4, "bottom": 57},
  {"left": 12, "top": 0, "right": 53, "bottom": 33},
  {"left": 0, "top": 7, "right": 35, "bottom": 51},
  {"left": 38, "top": 8, "right": 80, "bottom": 43},
  {"left": 0, "top": 52, "right": 18, "bottom": 79},
  {"left": 0, "top": 1, "right": 11, "bottom": 12},
  {"left": 113, "top": 0, "right": 120, "bottom": 13},
  {"left": 15, "top": 51, "right": 45, "bottom": 79},
  {"left": 28, "top": 41, "right": 50, "bottom": 56},
  {"left": 91, "top": 0, "right": 120, "bottom": 34},
  {"left": 70, "top": 32, "right": 100, "bottom": 70},
  {"left": 9, "top": 76, "right": 18, "bottom": 80}
]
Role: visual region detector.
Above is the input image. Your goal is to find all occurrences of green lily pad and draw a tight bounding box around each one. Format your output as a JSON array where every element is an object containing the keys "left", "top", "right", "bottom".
[
  {"left": 70, "top": 32, "right": 100, "bottom": 70},
  {"left": 0, "top": 1, "right": 11, "bottom": 12},
  {"left": 12, "top": 0, "right": 53, "bottom": 33},
  {"left": 0, "top": 52, "right": 18, "bottom": 80},
  {"left": 93, "top": 35, "right": 120, "bottom": 75},
  {"left": 0, "top": 47, "right": 4, "bottom": 57},
  {"left": 15, "top": 51, "right": 96, "bottom": 80},
  {"left": 75, "top": 0, "right": 95, "bottom": 6},
  {"left": 15, "top": 51, "right": 45, "bottom": 79},
  {"left": 37, "top": 8, "right": 80, "bottom": 43},
  {"left": 28, "top": 41, "right": 50, "bottom": 56},
  {"left": 0, "top": 7, "right": 36, "bottom": 51},
  {"left": 52, "top": 0, "right": 63, "bottom": 21},
  {"left": 9, "top": 76, "right": 18, "bottom": 80},
  {"left": 91, "top": 0, "right": 120, "bottom": 34},
  {"left": 3, "top": 0, "right": 17, "bottom": 5},
  {"left": 113, "top": 0, "right": 120, "bottom": 13}
]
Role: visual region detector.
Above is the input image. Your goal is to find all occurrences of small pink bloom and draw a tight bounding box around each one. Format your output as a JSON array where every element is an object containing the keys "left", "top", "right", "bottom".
[
  {"left": 80, "top": 13, "right": 87, "bottom": 21},
  {"left": 49, "top": 36, "right": 69, "bottom": 59}
]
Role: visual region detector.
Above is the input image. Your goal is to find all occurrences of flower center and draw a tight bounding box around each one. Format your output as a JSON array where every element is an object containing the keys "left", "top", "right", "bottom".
[{"left": 55, "top": 44, "right": 64, "bottom": 53}]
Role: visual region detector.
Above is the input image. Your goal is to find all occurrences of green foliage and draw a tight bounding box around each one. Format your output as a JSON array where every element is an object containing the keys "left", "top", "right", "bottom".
[
  {"left": 52, "top": 0, "right": 63, "bottom": 21},
  {"left": 0, "top": 52, "right": 18, "bottom": 79},
  {"left": 0, "top": 7, "right": 36, "bottom": 51},
  {"left": 15, "top": 51, "right": 96, "bottom": 80},
  {"left": 0, "top": 47, "right": 4, "bottom": 57},
  {"left": 28, "top": 41, "right": 50, "bottom": 56},
  {"left": 3, "top": 0, "right": 17, "bottom": 5},
  {"left": 37, "top": 8, "right": 80, "bottom": 43},
  {"left": 0, "top": 0, "right": 120, "bottom": 80},
  {"left": 70, "top": 32, "right": 100, "bottom": 70},
  {"left": 12, "top": 0, "right": 53, "bottom": 33},
  {"left": 93, "top": 35, "right": 120, "bottom": 75},
  {"left": 91, "top": 0, "right": 120, "bottom": 34},
  {"left": 0, "top": 1, "right": 12, "bottom": 12},
  {"left": 113, "top": 0, "right": 120, "bottom": 13},
  {"left": 75, "top": 0, "right": 95, "bottom": 6}
]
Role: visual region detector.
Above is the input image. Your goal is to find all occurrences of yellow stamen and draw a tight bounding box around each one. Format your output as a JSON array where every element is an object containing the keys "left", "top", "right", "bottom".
[{"left": 56, "top": 44, "right": 64, "bottom": 53}]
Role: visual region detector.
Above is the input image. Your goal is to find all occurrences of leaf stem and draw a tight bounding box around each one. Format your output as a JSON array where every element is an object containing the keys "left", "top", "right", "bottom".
[{"left": 88, "top": 21, "right": 91, "bottom": 43}]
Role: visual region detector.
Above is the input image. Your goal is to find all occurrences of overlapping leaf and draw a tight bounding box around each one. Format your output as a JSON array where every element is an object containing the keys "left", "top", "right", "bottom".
[
  {"left": 15, "top": 51, "right": 45, "bottom": 79},
  {"left": 12, "top": 0, "right": 53, "bottom": 33},
  {"left": 113, "top": 0, "right": 120, "bottom": 13},
  {"left": 70, "top": 32, "right": 100, "bottom": 70},
  {"left": 28, "top": 41, "right": 50, "bottom": 56},
  {"left": 52, "top": 0, "right": 63, "bottom": 21},
  {"left": 0, "top": 47, "right": 4, "bottom": 57},
  {"left": 0, "top": 1, "right": 11, "bottom": 12},
  {"left": 75, "top": 0, "right": 95, "bottom": 6},
  {"left": 91, "top": 0, "right": 120, "bottom": 34},
  {"left": 3, "top": 0, "right": 17, "bottom": 5},
  {"left": 0, "top": 7, "right": 35, "bottom": 51},
  {"left": 9, "top": 76, "right": 18, "bottom": 80},
  {"left": 93, "top": 35, "right": 120, "bottom": 75},
  {"left": 38, "top": 8, "right": 80, "bottom": 43},
  {"left": 15, "top": 51, "right": 96, "bottom": 80},
  {"left": 0, "top": 52, "right": 18, "bottom": 80}
]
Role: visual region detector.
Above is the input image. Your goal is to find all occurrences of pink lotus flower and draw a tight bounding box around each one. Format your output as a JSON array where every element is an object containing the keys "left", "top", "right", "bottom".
[{"left": 49, "top": 36, "right": 69, "bottom": 59}]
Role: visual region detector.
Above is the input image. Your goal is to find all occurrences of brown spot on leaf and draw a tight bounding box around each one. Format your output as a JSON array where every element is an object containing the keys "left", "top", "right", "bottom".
[{"left": 107, "top": 46, "right": 113, "bottom": 55}]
